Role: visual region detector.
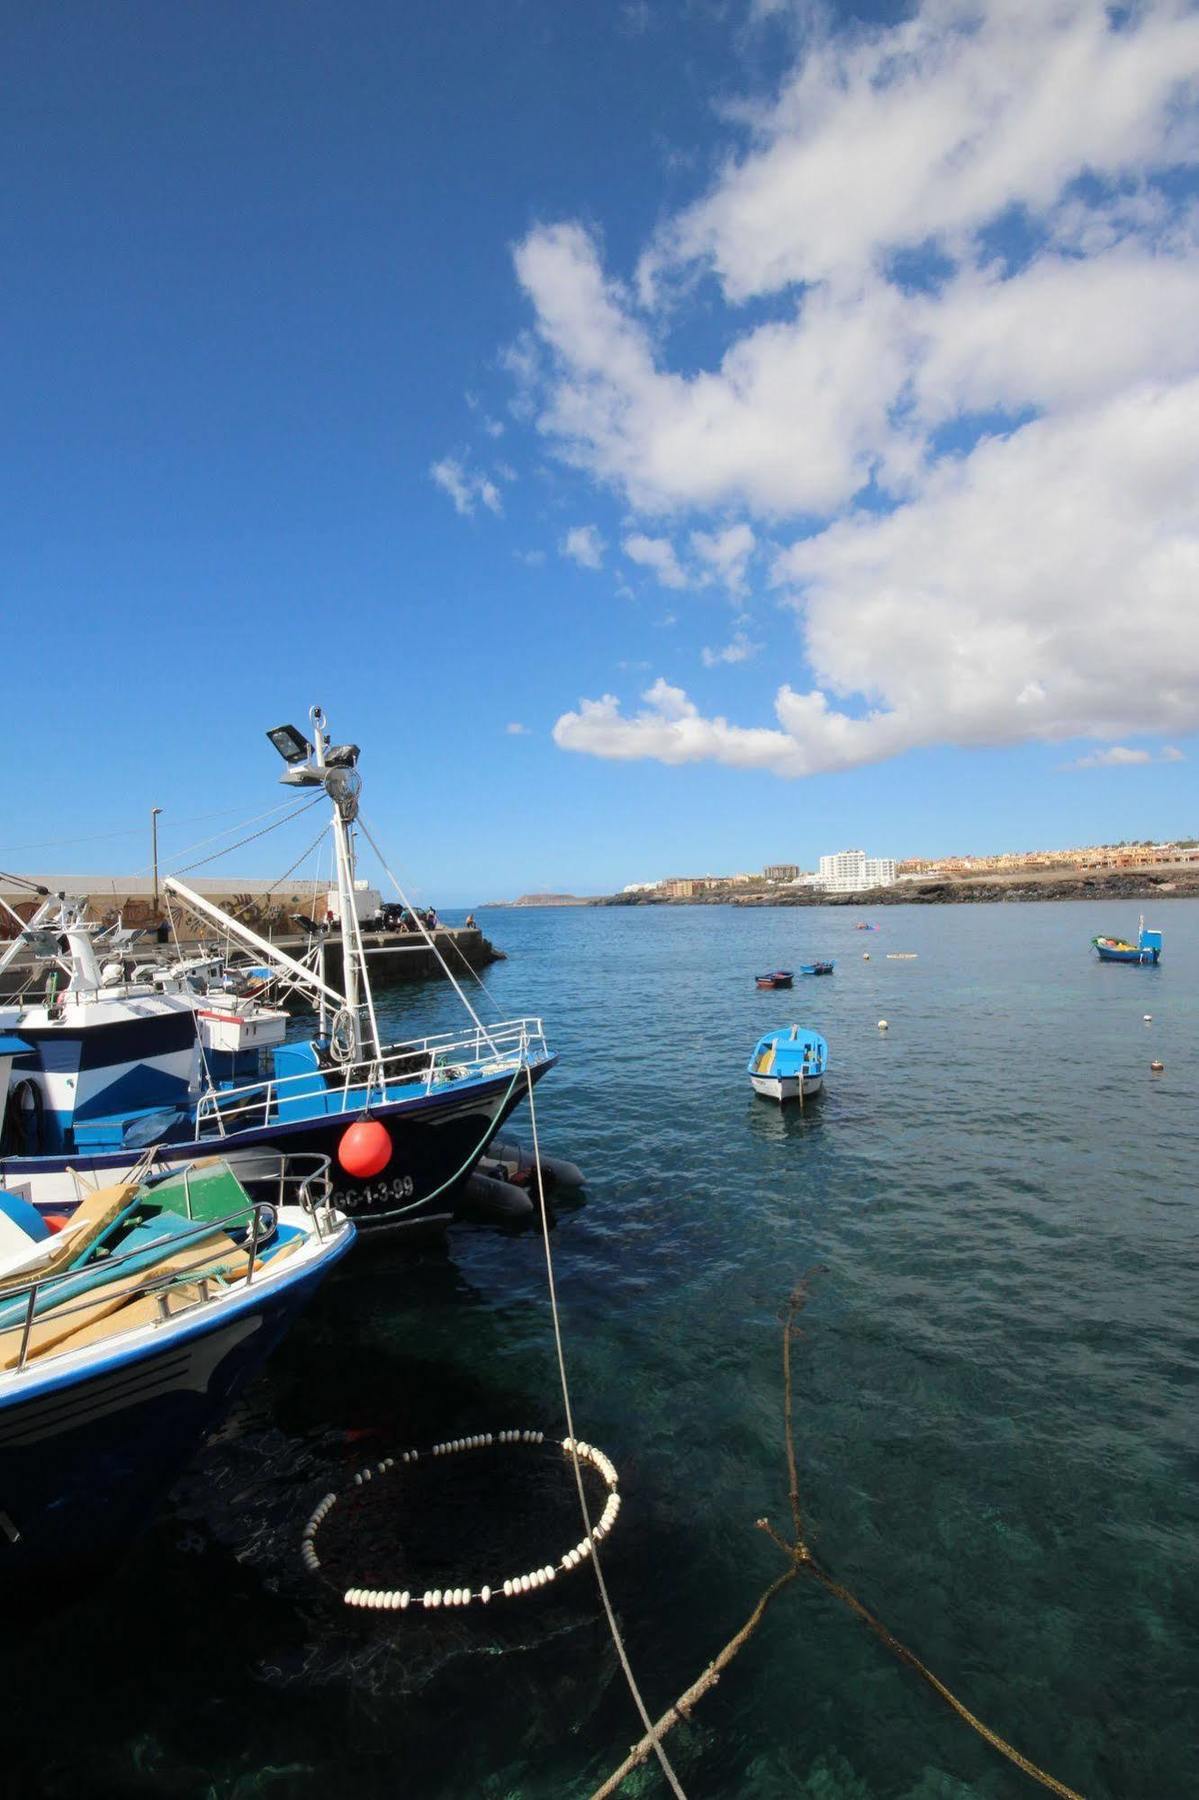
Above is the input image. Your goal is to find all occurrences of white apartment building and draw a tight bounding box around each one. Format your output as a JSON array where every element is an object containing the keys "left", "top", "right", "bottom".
[{"left": 817, "top": 849, "right": 897, "bottom": 892}]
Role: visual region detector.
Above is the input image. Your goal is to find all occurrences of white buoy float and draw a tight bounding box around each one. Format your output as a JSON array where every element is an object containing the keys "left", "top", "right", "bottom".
[
  {"left": 304, "top": 1427, "right": 623, "bottom": 1613},
  {"left": 877, "top": 1019, "right": 889, "bottom": 1030}
]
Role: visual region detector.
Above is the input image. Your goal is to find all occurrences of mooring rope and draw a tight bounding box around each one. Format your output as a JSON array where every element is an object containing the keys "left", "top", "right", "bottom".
[
  {"left": 523, "top": 1063, "right": 689, "bottom": 1800},
  {"left": 357, "top": 1060, "right": 525, "bottom": 1225},
  {"left": 440, "top": 923, "right": 503, "bottom": 1011}
]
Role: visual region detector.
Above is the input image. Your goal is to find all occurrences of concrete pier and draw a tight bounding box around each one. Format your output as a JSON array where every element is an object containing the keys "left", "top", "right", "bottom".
[
  {"left": 263, "top": 925, "right": 502, "bottom": 986},
  {"left": 0, "top": 913, "right": 503, "bottom": 999}
]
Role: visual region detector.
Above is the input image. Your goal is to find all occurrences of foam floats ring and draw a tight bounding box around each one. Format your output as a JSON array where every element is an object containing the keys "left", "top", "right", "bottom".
[{"left": 301, "top": 1430, "right": 621, "bottom": 1611}]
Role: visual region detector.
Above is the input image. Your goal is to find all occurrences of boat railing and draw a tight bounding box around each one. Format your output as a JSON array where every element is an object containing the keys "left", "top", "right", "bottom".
[
  {"left": 192, "top": 1016, "right": 547, "bottom": 1139},
  {"left": 172, "top": 1151, "right": 336, "bottom": 1238},
  {"left": 3, "top": 1156, "right": 338, "bottom": 1376}
]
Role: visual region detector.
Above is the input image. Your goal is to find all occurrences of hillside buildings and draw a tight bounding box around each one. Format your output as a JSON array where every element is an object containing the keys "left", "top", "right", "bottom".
[
  {"left": 624, "top": 838, "right": 1194, "bottom": 901},
  {"left": 817, "top": 849, "right": 898, "bottom": 892}
]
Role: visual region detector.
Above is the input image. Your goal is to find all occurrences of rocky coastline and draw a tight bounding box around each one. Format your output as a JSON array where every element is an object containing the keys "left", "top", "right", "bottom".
[{"left": 593, "top": 869, "right": 1199, "bottom": 907}]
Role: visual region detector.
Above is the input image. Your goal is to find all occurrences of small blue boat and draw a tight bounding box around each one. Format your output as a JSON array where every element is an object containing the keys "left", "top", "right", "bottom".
[
  {"left": 799, "top": 961, "right": 835, "bottom": 976},
  {"left": 748, "top": 1026, "right": 827, "bottom": 1104},
  {"left": 1092, "top": 917, "right": 1162, "bottom": 965}
]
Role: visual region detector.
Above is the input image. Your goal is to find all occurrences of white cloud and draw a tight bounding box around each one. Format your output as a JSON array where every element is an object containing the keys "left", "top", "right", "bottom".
[
  {"left": 623, "top": 532, "right": 688, "bottom": 588},
  {"left": 701, "top": 630, "right": 762, "bottom": 667},
  {"left": 430, "top": 456, "right": 502, "bottom": 518},
  {"left": 910, "top": 246, "right": 1199, "bottom": 424},
  {"left": 1067, "top": 746, "right": 1153, "bottom": 768},
  {"left": 771, "top": 382, "right": 1199, "bottom": 760},
  {"left": 514, "top": 548, "right": 547, "bottom": 566},
  {"left": 466, "top": 390, "right": 508, "bottom": 438},
  {"left": 505, "top": 722, "right": 530, "bottom": 736},
  {"left": 691, "top": 523, "right": 756, "bottom": 595},
  {"left": 512, "top": 1, "right": 1199, "bottom": 777},
  {"left": 645, "top": 1, "right": 1199, "bottom": 299},
  {"left": 514, "top": 223, "right": 917, "bottom": 515},
  {"left": 554, "top": 678, "right": 813, "bottom": 773},
  {"left": 559, "top": 382, "right": 1199, "bottom": 775},
  {"left": 561, "top": 524, "right": 606, "bottom": 570},
  {"left": 1066, "top": 744, "right": 1186, "bottom": 769}
]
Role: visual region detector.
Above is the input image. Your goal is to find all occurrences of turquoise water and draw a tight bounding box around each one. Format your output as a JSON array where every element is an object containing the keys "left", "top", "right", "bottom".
[{"left": 6, "top": 901, "right": 1197, "bottom": 1798}]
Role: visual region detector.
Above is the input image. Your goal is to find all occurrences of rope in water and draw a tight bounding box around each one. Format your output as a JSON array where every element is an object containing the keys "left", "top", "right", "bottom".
[
  {"left": 523, "top": 1063, "right": 690, "bottom": 1800},
  {"left": 300, "top": 1431, "right": 622, "bottom": 1610},
  {"left": 589, "top": 1278, "right": 1086, "bottom": 1800}
]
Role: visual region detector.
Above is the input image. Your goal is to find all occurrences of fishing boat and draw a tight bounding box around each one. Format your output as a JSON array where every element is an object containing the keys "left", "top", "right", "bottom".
[
  {"left": 0, "top": 1152, "right": 353, "bottom": 1579},
  {"left": 747, "top": 1026, "right": 827, "bottom": 1103},
  {"left": 755, "top": 970, "right": 793, "bottom": 990},
  {"left": 0, "top": 707, "right": 555, "bottom": 1237},
  {"left": 799, "top": 961, "right": 835, "bottom": 976},
  {"left": 1092, "top": 917, "right": 1162, "bottom": 965}
]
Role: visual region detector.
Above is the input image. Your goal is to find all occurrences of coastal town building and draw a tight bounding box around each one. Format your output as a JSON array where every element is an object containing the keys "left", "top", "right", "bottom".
[
  {"left": 660, "top": 875, "right": 729, "bottom": 897},
  {"left": 897, "top": 838, "right": 1199, "bottom": 878},
  {"left": 817, "top": 849, "right": 897, "bottom": 893},
  {"left": 633, "top": 837, "right": 1197, "bottom": 901}
]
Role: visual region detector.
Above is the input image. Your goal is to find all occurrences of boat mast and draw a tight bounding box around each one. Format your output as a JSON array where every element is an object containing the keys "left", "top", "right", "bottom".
[{"left": 309, "top": 707, "right": 381, "bottom": 1063}]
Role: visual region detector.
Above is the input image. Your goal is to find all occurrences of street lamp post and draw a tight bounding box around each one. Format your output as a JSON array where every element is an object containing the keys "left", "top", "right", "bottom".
[{"left": 151, "top": 807, "right": 163, "bottom": 914}]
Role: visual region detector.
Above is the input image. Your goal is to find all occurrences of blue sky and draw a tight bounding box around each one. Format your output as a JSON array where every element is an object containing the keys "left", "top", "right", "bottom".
[{"left": 3, "top": 1, "right": 1197, "bottom": 902}]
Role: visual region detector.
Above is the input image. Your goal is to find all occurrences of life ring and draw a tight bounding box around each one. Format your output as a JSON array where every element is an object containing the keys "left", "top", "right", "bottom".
[{"left": 3, "top": 1079, "right": 44, "bottom": 1156}]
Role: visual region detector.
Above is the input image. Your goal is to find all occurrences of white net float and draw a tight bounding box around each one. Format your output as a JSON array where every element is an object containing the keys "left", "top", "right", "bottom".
[{"left": 301, "top": 1430, "right": 621, "bottom": 1611}]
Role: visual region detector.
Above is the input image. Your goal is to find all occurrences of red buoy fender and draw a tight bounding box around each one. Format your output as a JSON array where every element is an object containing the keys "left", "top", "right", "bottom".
[{"left": 338, "top": 1118, "right": 393, "bottom": 1178}]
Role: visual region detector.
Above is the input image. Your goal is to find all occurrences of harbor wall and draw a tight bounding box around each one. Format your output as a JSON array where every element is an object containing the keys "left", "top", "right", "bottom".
[
  {"left": 0, "top": 874, "right": 326, "bottom": 936},
  {"left": 0, "top": 873, "right": 502, "bottom": 992}
]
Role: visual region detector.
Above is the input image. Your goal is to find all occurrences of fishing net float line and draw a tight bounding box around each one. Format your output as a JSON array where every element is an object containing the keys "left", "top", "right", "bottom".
[{"left": 301, "top": 1432, "right": 622, "bottom": 1612}]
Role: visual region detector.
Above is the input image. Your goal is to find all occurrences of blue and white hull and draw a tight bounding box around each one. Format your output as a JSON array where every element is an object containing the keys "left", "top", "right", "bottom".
[
  {"left": 1, "top": 1055, "right": 554, "bottom": 1235},
  {"left": 747, "top": 1025, "right": 829, "bottom": 1106},
  {"left": 0, "top": 1218, "right": 354, "bottom": 1580},
  {"left": 749, "top": 1070, "right": 824, "bottom": 1103}
]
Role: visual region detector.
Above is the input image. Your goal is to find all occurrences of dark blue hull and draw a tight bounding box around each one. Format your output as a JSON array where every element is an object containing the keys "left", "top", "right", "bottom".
[
  {"left": 1, "top": 1056, "right": 554, "bottom": 1237},
  {"left": 0, "top": 1247, "right": 349, "bottom": 1583}
]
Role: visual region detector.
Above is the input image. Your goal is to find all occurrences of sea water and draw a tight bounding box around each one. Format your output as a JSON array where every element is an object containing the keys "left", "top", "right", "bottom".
[{"left": 4, "top": 901, "right": 1196, "bottom": 1798}]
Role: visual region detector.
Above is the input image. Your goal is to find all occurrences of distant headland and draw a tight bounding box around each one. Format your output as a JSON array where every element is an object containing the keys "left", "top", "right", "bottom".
[{"left": 481, "top": 893, "right": 595, "bottom": 908}]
